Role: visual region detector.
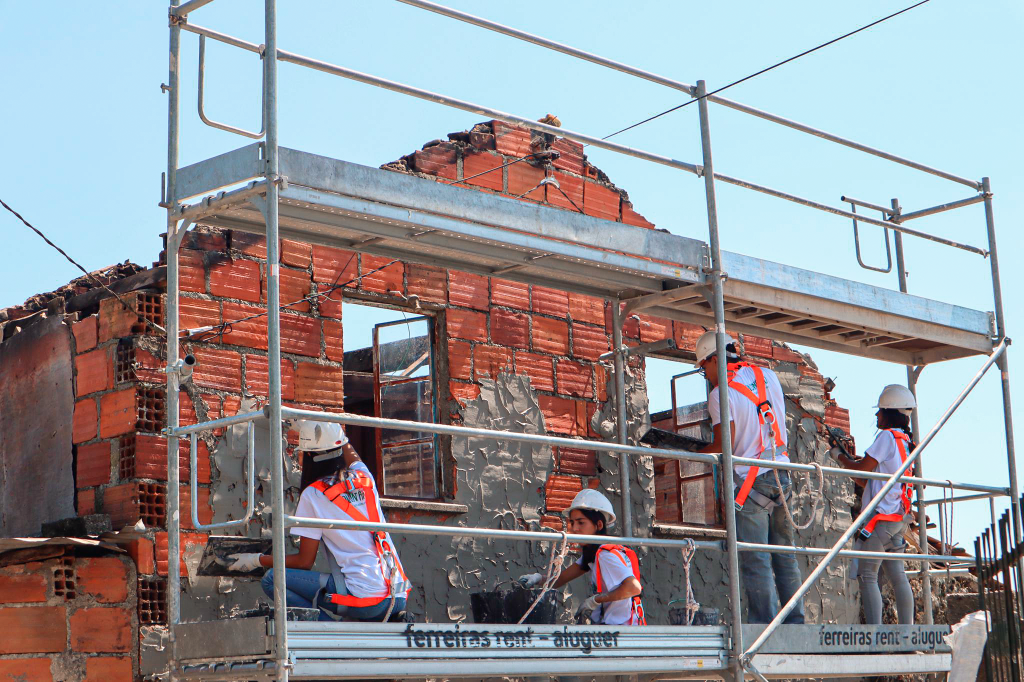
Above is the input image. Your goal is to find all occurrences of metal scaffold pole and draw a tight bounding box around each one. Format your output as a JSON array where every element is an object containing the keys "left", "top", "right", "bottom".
[
  {"left": 982, "top": 177, "right": 1024, "bottom": 594},
  {"left": 696, "top": 80, "right": 744, "bottom": 682},
  {"left": 611, "top": 304, "right": 633, "bottom": 538},
  {"left": 165, "top": 2, "right": 183, "bottom": 669},
  {"left": 263, "top": 1, "right": 289, "bottom": 679},
  {"left": 892, "top": 210, "right": 934, "bottom": 625}
]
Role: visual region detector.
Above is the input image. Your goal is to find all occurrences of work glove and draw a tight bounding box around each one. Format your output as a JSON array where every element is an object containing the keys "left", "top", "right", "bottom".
[
  {"left": 227, "top": 553, "right": 264, "bottom": 573},
  {"left": 518, "top": 572, "right": 544, "bottom": 588},
  {"left": 575, "top": 595, "right": 599, "bottom": 621}
]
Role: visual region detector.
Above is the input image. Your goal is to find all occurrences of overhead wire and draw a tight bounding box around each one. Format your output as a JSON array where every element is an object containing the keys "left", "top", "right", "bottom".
[
  {"left": 600, "top": 0, "right": 932, "bottom": 142},
  {"left": 443, "top": 152, "right": 539, "bottom": 186},
  {"left": 187, "top": 254, "right": 399, "bottom": 343},
  {"left": 0, "top": 196, "right": 168, "bottom": 336}
]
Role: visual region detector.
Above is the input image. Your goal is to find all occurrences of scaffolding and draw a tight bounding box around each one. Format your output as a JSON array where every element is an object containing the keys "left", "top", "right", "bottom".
[{"left": 162, "top": 1, "right": 1019, "bottom": 679}]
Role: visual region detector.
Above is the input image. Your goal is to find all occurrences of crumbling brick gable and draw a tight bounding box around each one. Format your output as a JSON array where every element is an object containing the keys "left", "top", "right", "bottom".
[{"left": 382, "top": 120, "right": 656, "bottom": 228}]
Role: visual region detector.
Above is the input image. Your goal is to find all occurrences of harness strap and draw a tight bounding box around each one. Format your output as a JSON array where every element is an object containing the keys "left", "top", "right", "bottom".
[
  {"left": 860, "top": 430, "right": 913, "bottom": 539},
  {"left": 310, "top": 474, "right": 409, "bottom": 608},
  {"left": 726, "top": 363, "right": 786, "bottom": 509},
  {"left": 594, "top": 545, "right": 647, "bottom": 626}
]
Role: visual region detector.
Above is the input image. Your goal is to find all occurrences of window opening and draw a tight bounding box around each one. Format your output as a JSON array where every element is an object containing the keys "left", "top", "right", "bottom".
[
  {"left": 341, "top": 302, "right": 438, "bottom": 499},
  {"left": 646, "top": 356, "right": 719, "bottom": 527}
]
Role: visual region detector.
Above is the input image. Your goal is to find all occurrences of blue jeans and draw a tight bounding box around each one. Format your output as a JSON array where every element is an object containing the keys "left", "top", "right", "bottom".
[
  {"left": 261, "top": 568, "right": 406, "bottom": 622},
  {"left": 734, "top": 472, "right": 805, "bottom": 624}
]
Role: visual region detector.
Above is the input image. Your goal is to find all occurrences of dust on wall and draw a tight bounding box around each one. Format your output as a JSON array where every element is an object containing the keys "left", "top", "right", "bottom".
[{"left": 0, "top": 314, "right": 76, "bottom": 536}]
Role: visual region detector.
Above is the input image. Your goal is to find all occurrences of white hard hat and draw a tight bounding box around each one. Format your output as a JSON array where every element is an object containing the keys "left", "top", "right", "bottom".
[
  {"left": 695, "top": 330, "right": 738, "bottom": 365},
  {"left": 875, "top": 384, "right": 917, "bottom": 416},
  {"left": 297, "top": 420, "right": 349, "bottom": 459},
  {"left": 567, "top": 489, "right": 616, "bottom": 529}
]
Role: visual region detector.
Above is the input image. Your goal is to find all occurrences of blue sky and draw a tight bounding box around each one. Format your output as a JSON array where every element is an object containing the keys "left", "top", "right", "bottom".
[{"left": 1, "top": 1, "right": 1021, "bottom": 548}]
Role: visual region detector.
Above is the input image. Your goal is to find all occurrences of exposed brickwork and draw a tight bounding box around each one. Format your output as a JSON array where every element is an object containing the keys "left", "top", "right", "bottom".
[
  {"left": 137, "top": 578, "right": 167, "bottom": 625},
  {"left": 70, "top": 607, "right": 132, "bottom": 653},
  {"left": 0, "top": 553, "right": 137, "bottom": 678}
]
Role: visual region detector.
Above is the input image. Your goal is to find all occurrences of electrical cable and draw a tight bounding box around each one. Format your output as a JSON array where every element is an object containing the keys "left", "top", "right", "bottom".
[
  {"left": 443, "top": 152, "right": 539, "bottom": 186},
  {"left": 0, "top": 196, "right": 168, "bottom": 335},
  {"left": 601, "top": 0, "right": 932, "bottom": 141},
  {"left": 187, "top": 255, "right": 398, "bottom": 342}
]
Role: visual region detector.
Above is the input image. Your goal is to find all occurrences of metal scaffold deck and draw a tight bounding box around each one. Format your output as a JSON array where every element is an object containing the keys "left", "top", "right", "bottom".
[
  {"left": 172, "top": 619, "right": 953, "bottom": 680},
  {"left": 177, "top": 143, "right": 994, "bottom": 366},
  {"left": 161, "top": 1, "right": 1020, "bottom": 680}
]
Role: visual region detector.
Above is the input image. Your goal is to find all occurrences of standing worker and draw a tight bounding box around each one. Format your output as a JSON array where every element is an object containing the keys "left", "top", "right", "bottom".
[
  {"left": 835, "top": 385, "right": 916, "bottom": 624},
  {"left": 520, "top": 489, "right": 646, "bottom": 626},
  {"left": 696, "top": 331, "right": 805, "bottom": 624},
  {"left": 227, "top": 420, "right": 411, "bottom": 622}
]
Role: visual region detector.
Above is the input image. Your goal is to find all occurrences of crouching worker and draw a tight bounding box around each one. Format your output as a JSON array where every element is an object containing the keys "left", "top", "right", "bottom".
[
  {"left": 520, "top": 489, "right": 646, "bottom": 625},
  {"left": 835, "top": 385, "right": 917, "bottom": 625},
  {"left": 228, "top": 420, "right": 411, "bottom": 622}
]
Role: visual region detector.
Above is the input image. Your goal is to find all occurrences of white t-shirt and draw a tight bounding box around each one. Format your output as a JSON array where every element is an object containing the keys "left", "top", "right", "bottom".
[
  {"left": 862, "top": 430, "right": 911, "bottom": 517},
  {"left": 291, "top": 461, "right": 406, "bottom": 599},
  {"left": 576, "top": 547, "right": 643, "bottom": 625},
  {"left": 709, "top": 364, "right": 790, "bottom": 479}
]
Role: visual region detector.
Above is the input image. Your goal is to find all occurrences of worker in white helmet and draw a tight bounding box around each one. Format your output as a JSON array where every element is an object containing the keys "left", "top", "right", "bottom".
[
  {"left": 227, "top": 420, "right": 411, "bottom": 622},
  {"left": 835, "top": 384, "right": 917, "bottom": 624},
  {"left": 694, "top": 330, "right": 805, "bottom": 625},
  {"left": 519, "top": 489, "right": 646, "bottom": 625}
]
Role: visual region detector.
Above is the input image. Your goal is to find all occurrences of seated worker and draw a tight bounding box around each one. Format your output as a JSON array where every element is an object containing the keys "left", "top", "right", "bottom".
[
  {"left": 228, "top": 420, "right": 410, "bottom": 622},
  {"left": 520, "top": 489, "right": 646, "bottom": 625},
  {"left": 835, "top": 385, "right": 917, "bottom": 625}
]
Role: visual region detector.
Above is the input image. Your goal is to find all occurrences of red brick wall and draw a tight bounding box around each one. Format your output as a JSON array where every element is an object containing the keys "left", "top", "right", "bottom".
[
  {"left": 384, "top": 120, "right": 854, "bottom": 527},
  {"left": 0, "top": 554, "right": 136, "bottom": 681}
]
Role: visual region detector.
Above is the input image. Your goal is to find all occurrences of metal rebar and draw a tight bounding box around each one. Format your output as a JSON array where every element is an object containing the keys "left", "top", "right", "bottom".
[
  {"left": 165, "top": 1, "right": 183, "bottom": 649},
  {"left": 894, "top": 194, "right": 986, "bottom": 223},
  {"left": 983, "top": 177, "right": 1024, "bottom": 598},
  {"left": 263, "top": 2, "right": 288, "bottom": 679},
  {"left": 611, "top": 304, "right": 633, "bottom": 538},
  {"left": 395, "top": 0, "right": 979, "bottom": 189},
  {"left": 742, "top": 339, "right": 1008, "bottom": 662},
  {"left": 286, "top": 515, "right": 721, "bottom": 552},
  {"left": 696, "top": 79, "right": 744, "bottom": 682}
]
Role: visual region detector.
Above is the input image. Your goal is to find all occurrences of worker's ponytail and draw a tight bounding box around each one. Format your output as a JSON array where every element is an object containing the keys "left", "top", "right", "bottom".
[
  {"left": 878, "top": 409, "right": 916, "bottom": 452},
  {"left": 577, "top": 509, "right": 608, "bottom": 572}
]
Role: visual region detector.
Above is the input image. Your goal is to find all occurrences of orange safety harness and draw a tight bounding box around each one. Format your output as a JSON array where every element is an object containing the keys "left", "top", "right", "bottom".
[
  {"left": 858, "top": 429, "right": 914, "bottom": 540},
  {"left": 310, "top": 472, "right": 410, "bottom": 607},
  {"left": 726, "top": 362, "right": 787, "bottom": 510},
  {"left": 593, "top": 544, "right": 647, "bottom": 626}
]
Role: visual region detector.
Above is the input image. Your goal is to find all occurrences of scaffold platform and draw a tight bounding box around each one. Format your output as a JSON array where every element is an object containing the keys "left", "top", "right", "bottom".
[
  {"left": 176, "top": 144, "right": 994, "bottom": 367},
  {"left": 172, "top": 620, "right": 952, "bottom": 680}
]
